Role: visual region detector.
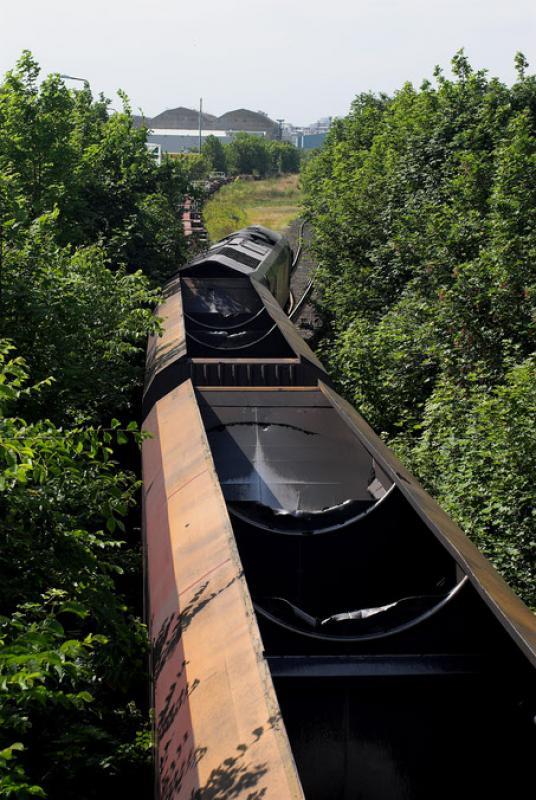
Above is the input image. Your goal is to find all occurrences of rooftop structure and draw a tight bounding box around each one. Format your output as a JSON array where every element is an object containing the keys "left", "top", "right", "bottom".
[
  {"left": 134, "top": 106, "right": 280, "bottom": 154},
  {"left": 149, "top": 106, "right": 219, "bottom": 130}
]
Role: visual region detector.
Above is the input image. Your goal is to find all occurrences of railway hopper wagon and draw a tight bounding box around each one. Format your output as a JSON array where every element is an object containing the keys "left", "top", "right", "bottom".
[{"left": 142, "top": 226, "right": 536, "bottom": 800}]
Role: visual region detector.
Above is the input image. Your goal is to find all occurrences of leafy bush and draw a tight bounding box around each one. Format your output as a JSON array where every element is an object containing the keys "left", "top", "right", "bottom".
[
  {"left": 203, "top": 193, "right": 249, "bottom": 241},
  {"left": 224, "top": 133, "right": 300, "bottom": 178},
  {"left": 0, "top": 51, "right": 189, "bottom": 286},
  {"left": 1, "top": 213, "right": 160, "bottom": 423},
  {"left": 202, "top": 135, "right": 227, "bottom": 173},
  {"left": 0, "top": 51, "right": 194, "bottom": 796},
  {"left": 397, "top": 359, "right": 536, "bottom": 603},
  {"left": 0, "top": 343, "right": 152, "bottom": 798},
  {"left": 303, "top": 51, "right": 536, "bottom": 605}
]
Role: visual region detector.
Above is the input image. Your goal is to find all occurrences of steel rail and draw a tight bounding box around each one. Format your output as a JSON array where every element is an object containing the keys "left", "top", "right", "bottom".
[
  {"left": 291, "top": 219, "right": 307, "bottom": 272},
  {"left": 286, "top": 289, "right": 295, "bottom": 317},
  {"left": 287, "top": 221, "right": 318, "bottom": 319},
  {"left": 289, "top": 277, "right": 316, "bottom": 320}
]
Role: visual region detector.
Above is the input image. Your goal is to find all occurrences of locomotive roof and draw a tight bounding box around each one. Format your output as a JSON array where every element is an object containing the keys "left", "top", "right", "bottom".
[{"left": 184, "top": 226, "right": 287, "bottom": 282}]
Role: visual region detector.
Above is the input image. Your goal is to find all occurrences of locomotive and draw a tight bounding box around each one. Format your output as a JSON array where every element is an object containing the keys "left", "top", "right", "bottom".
[{"left": 142, "top": 226, "right": 536, "bottom": 800}]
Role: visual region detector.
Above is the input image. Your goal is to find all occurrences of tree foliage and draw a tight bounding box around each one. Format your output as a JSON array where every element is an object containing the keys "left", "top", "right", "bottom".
[
  {"left": 201, "top": 134, "right": 227, "bottom": 173},
  {"left": 266, "top": 139, "right": 300, "bottom": 175},
  {"left": 0, "top": 51, "right": 189, "bottom": 286},
  {"left": 1, "top": 212, "right": 160, "bottom": 422},
  {"left": 225, "top": 132, "right": 271, "bottom": 176},
  {"left": 303, "top": 51, "right": 536, "bottom": 605},
  {"left": 224, "top": 133, "right": 300, "bottom": 177},
  {"left": 0, "top": 344, "right": 152, "bottom": 798},
  {"left": 0, "top": 51, "right": 196, "bottom": 796}
]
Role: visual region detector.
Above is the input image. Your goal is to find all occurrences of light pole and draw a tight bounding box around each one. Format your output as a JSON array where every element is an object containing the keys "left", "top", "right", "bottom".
[
  {"left": 199, "top": 97, "right": 203, "bottom": 154},
  {"left": 59, "top": 74, "right": 89, "bottom": 87}
]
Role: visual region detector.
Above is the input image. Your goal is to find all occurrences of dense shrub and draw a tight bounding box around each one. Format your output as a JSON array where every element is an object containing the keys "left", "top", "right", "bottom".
[
  {"left": 0, "top": 344, "right": 152, "bottom": 798},
  {"left": 303, "top": 51, "right": 536, "bottom": 605},
  {"left": 0, "top": 51, "right": 189, "bottom": 287},
  {"left": 201, "top": 135, "right": 227, "bottom": 173},
  {"left": 0, "top": 52, "right": 195, "bottom": 796},
  {"left": 1, "top": 213, "right": 160, "bottom": 423},
  {"left": 223, "top": 132, "right": 300, "bottom": 177}
]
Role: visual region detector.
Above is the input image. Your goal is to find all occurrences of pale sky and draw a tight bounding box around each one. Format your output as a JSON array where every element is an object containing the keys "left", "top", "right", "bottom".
[{"left": 1, "top": 0, "right": 535, "bottom": 125}]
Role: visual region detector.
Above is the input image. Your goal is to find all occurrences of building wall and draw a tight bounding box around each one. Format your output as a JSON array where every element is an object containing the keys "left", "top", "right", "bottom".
[{"left": 147, "top": 129, "right": 266, "bottom": 154}]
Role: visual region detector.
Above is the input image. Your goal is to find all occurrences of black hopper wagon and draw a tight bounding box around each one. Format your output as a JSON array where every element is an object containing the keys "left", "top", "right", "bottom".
[{"left": 142, "top": 225, "right": 536, "bottom": 800}]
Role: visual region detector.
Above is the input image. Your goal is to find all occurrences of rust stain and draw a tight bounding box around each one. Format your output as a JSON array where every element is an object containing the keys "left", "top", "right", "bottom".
[
  {"left": 145, "top": 277, "right": 186, "bottom": 394},
  {"left": 143, "top": 380, "right": 304, "bottom": 799}
]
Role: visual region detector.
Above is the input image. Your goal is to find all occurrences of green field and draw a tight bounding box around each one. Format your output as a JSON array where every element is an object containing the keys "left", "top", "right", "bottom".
[{"left": 203, "top": 174, "right": 302, "bottom": 241}]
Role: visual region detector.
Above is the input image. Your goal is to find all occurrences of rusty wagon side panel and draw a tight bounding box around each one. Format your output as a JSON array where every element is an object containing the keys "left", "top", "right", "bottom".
[{"left": 142, "top": 379, "right": 304, "bottom": 800}]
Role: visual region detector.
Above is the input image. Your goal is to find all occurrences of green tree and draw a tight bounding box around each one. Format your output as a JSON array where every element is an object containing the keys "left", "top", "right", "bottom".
[
  {"left": 225, "top": 132, "right": 270, "bottom": 176},
  {"left": 0, "top": 343, "right": 152, "bottom": 798},
  {"left": 0, "top": 212, "right": 160, "bottom": 423},
  {"left": 267, "top": 140, "right": 300, "bottom": 174},
  {"left": 0, "top": 51, "right": 194, "bottom": 796},
  {"left": 303, "top": 51, "right": 536, "bottom": 605},
  {"left": 202, "top": 134, "right": 227, "bottom": 172},
  {"left": 0, "top": 51, "right": 190, "bottom": 286}
]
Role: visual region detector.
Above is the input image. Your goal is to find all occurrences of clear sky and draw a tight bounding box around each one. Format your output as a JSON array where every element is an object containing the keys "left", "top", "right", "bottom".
[{"left": 1, "top": 0, "right": 535, "bottom": 125}]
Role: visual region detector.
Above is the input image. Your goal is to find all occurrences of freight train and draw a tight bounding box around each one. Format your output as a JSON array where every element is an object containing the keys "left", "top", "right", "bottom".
[{"left": 142, "top": 226, "right": 536, "bottom": 800}]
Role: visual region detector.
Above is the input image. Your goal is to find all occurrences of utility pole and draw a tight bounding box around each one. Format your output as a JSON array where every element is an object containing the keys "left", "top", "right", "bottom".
[
  {"left": 199, "top": 97, "right": 203, "bottom": 153},
  {"left": 277, "top": 119, "right": 285, "bottom": 141}
]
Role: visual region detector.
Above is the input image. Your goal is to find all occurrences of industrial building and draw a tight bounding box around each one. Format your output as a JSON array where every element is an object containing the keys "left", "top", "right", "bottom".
[{"left": 134, "top": 106, "right": 280, "bottom": 154}]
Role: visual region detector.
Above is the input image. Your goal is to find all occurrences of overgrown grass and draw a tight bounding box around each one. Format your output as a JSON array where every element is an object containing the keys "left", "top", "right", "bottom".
[{"left": 203, "top": 175, "right": 302, "bottom": 241}]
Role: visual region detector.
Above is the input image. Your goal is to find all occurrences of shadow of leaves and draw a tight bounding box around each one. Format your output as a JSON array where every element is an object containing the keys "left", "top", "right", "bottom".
[
  {"left": 153, "top": 572, "right": 240, "bottom": 679},
  {"left": 192, "top": 750, "right": 268, "bottom": 800}
]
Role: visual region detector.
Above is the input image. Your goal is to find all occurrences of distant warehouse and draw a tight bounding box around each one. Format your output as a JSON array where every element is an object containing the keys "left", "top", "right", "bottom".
[{"left": 134, "top": 106, "right": 280, "bottom": 154}]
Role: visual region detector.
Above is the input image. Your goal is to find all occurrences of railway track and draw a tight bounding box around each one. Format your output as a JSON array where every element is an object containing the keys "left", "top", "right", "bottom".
[
  {"left": 291, "top": 219, "right": 307, "bottom": 272},
  {"left": 180, "top": 175, "right": 231, "bottom": 247},
  {"left": 286, "top": 218, "right": 322, "bottom": 339},
  {"left": 142, "top": 226, "right": 536, "bottom": 800}
]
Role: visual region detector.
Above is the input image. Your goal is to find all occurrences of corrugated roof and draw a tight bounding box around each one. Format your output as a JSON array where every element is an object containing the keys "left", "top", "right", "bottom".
[
  {"left": 135, "top": 106, "right": 279, "bottom": 135},
  {"left": 218, "top": 108, "right": 278, "bottom": 133},
  {"left": 150, "top": 106, "right": 219, "bottom": 130}
]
